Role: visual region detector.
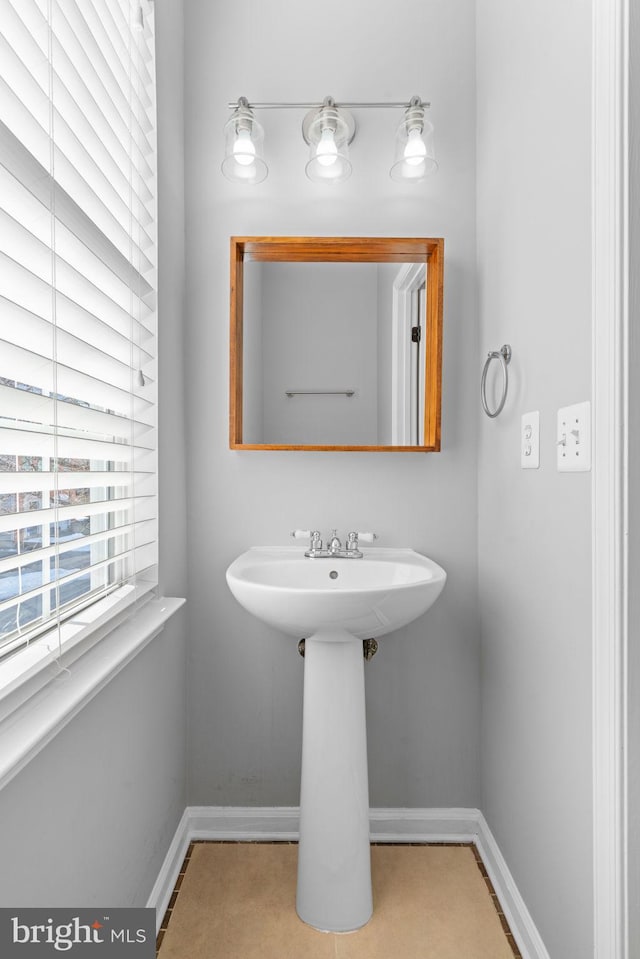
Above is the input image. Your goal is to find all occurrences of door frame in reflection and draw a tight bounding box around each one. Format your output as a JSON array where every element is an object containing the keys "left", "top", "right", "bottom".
[{"left": 392, "top": 263, "right": 426, "bottom": 446}]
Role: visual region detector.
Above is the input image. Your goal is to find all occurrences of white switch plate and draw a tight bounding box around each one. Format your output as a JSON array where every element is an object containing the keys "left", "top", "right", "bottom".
[
  {"left": 521, "top": 411, "right": 540, "bottom": 468},
  {"left": 557, "top": 401, "right": 591, "bottom": 471}
]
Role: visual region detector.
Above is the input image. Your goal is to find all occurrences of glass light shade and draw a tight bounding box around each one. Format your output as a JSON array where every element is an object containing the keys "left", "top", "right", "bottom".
[
  {"left": 304, "top": 104, "right": 353, "bottom": 183},
  {"left": 222, "top": 103, "right": 268, "bottom": 184},
  {"left": 390, "top": 105, "right": 437, "bottom": 182}
]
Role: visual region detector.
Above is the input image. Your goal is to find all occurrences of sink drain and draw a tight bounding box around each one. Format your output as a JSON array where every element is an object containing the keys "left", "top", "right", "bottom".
[{"left": 329, "top": 570, "right": 338, "bottom": 579}]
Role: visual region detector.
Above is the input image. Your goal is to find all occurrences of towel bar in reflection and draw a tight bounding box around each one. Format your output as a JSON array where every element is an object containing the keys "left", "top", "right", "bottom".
[{"left": 285, "top": 390, "right": 355, "bottom": 398}]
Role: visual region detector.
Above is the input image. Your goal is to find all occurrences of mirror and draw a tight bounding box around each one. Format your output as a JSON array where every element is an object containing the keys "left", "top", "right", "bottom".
[{"left": 230, "top": 237, "right": 444, "bottom": 451}]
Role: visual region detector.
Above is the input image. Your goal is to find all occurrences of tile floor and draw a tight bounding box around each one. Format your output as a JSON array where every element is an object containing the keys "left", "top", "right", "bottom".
[{"left": 157, "top": 842, "right": 522, "bottom": 959}]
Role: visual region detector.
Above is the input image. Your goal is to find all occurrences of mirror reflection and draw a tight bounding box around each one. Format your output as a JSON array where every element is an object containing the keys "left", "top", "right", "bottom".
[
  {"left": 243, "top": 262, "right": 426, "bottom": 446},
  {"left": 229, "top": 238, "right": 443, "bottom": 452}
]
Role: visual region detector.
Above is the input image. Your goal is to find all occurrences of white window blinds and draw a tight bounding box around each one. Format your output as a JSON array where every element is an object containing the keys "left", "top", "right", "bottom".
[{"left": 0, "top": 0, "right": 157, "bottom": 660}]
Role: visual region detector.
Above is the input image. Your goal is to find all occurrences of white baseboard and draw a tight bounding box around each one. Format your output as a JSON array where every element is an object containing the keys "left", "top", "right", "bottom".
[
  {"left": 146, "top": 807, "right": 191, "bottom": 931},
  {"left": 188, "top": 804, "right": 300, "bottom": 841},
  {"left": 148, "top": 805, "right": 549, "bottom": 959},
  {"left": 369, "top": 806, "right": 479, "bottom": 842},
  {"left": 474, "top": 812, "right": 551, "bottom": 959}
]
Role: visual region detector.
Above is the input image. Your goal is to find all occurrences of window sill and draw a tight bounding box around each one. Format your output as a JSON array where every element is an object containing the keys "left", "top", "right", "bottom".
[
  {"left": 0, "top": 584, "right": 156, "bottom": 707},
  {"left": 0, "top": 596, "right": 185, "bottom": 792}
]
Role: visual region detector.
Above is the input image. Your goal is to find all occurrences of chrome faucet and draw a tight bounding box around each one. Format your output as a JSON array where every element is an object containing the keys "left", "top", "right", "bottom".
[
  {"left": 291, "top": 529, "right": 377, "bottom": 559},
  {"left": 327, "top": 529, "right": 342, "bottom": 554}
]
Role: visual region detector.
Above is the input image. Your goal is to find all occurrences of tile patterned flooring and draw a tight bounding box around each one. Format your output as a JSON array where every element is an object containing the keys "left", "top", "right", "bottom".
[{"left": 157, "top": 841, "right": 522, "bottom": 959}]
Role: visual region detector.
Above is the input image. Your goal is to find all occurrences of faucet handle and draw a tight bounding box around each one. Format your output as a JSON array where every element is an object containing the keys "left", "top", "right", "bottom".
[
  {"left": 292, "top": 529, "right": 323, "bottom": 550},
  {"left": 345, "top": 531, "right": 377, "bottom": 552}
]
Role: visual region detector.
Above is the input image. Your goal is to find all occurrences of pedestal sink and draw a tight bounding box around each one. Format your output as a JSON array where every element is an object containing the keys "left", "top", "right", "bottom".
[{"left": 225, "top": 546, "right": 446, "bottom": 932}]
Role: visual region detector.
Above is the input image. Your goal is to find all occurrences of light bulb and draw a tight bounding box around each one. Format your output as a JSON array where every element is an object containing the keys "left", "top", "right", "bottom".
[
  {"left": 316, "top": 128, "right": 338, "bottom": 167},
  {"left": 404, "top": 128, "right": 427, "bottom": 165},
  {"left": 233, "top": 128, "right": 256, "bottom": 166}
]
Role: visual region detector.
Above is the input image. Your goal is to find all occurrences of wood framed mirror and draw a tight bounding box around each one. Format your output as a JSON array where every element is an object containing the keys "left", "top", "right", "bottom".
[{"left": 229, "top": 237, "right": 444, "bottom": 451}]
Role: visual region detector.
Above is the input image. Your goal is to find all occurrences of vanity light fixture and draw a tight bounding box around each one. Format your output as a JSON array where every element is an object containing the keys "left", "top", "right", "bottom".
[
  {"left": 222, "top": 97, "right": 436, "bottom": 184},
  {"left": 390, "top": 96, "right": 437, "bottom": 182},
  {"left": 222, "top": 97, "right": 268, "bottom": 184},
  {"left": 302, "top": 97, "right": 355, "bottom": 183}
]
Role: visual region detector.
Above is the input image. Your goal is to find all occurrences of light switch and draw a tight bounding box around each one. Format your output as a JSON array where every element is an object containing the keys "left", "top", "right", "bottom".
[
  {"left": 521, "top": 411, "right": 540, "bottom": 468},
  {"left": 557, "top": 401, "right": 591, "bottom": 472}
]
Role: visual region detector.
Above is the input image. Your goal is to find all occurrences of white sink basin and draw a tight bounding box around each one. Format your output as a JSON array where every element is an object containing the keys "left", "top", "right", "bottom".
[
  {"left": 225, "top": 543, "right": 446, "bottom": 934},
  {"left": 226, "top": 546, "right": 446, "bottom": 639}
]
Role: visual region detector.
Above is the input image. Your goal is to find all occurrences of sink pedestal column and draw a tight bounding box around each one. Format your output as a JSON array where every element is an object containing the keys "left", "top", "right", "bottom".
[{"left": 296, "top": 631, "right": 373, "bottom": 932}]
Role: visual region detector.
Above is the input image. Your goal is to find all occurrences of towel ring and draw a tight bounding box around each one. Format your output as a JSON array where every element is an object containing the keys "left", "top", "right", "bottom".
[{"left": 481, "top": 344, "right": 512, "bottom": 418}]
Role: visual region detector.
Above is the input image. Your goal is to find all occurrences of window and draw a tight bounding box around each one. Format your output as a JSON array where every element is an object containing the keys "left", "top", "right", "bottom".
[{"left": 0, "top": 0, "right": 157, "bottom": 667}]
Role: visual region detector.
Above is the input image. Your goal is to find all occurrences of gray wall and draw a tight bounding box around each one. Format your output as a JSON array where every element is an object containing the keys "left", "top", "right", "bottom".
[
  {"left": 242, "top": 262, "right": 264, "bottom": 445},
  {"left": 376, "top": 263, "right": 398, "bottom": 447},
  {"left": 260, "top": 263, "right": 378, "bottom": 446},
  {"left": 0, "top": 618, "right": 186, "bottom": 907},
  {"left": 184, "top": 0, "right": 481, "bottom": 808},
  {"left": 476, "top": 2, "right": 593, "bottom": 957},
  {"left": 0, "top": 0, "right": 188, "bottom": 908}
]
